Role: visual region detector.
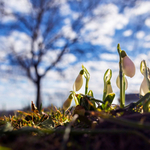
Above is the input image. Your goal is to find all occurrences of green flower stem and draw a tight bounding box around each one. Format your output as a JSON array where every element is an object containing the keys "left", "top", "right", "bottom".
[
  {"left": 72, "top": 91, "right": 79, "bottom": 105},
  {"left": 82, "top": 65, "right": 90, "bottom": 95},
  {"left": 85, "top": 78, "right": 89, "bottom": 95},
  {"left": 122, "top": 73, "right": 125, "bottom": 107},
  {"left": 119, "top": 57, "right": 124, "bottom": 108},
  {"left": 117, "top": 44, "right": 125, "bottom": 108},
  {"left": 102, "top": 84, "right": 107, "bottom": 101},
  {"left": 74, "top": 95, "right": 79, "bottom": 106}
]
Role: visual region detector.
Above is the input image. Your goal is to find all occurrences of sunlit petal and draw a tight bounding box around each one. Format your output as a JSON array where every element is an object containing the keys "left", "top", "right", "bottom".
[
  {"left": 116, "top": 75, "right": 128, "bottom": 90},
  {"left": 123, "top": 56, "right": 135, "bottom": 77},
  {"left": 140, "top": 77, "right": 149, "bottom": 96},
  {"left": 73, "top": 74, "right": 83, "bottom": 91},
  {"left": 63, "top": 94, "right": 73, "bottom": 111},
  {"left": 106, "top": 83, "right": 113, "bottom": 96}
]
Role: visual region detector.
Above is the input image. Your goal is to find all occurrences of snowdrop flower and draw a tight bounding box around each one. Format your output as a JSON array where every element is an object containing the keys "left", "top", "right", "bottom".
[
  {"left": 73, "top": 70, "right": 84, "bottom": 91},
  {"left": 139, "top": 60, "right": 150, "bottom": 96},
  {"left": 140, "top": 77, "right": 149, "bottom": 96},
  {"left": 121, "top": 51, "right": 135, "bottom": 78},
  {"left": 116, "top": 75, "right": 128, "bottom": 90},
  {"left": 103, "top": 69, "right": 113, "bottom": 101},
  {"left": 140, "top": 60, "right": 146, "bottom": 76},
  {"left": 63, "top": 93, "right": 73, "bottom": 111}
]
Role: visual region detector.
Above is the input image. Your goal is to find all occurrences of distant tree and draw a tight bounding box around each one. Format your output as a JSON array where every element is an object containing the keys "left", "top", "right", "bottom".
[{"left": 0, "top": 0, "right": 101, "bottom": 110}]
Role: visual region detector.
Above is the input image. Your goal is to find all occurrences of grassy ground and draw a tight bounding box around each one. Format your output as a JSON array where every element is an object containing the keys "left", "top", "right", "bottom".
[{"left": 1, "top": 100, "right": 150, "bottom": 150}]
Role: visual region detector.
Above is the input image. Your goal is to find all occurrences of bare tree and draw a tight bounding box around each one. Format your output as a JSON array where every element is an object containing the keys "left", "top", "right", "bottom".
[{"left": 0, "top": 0, "right": 101, "bottom": 110}]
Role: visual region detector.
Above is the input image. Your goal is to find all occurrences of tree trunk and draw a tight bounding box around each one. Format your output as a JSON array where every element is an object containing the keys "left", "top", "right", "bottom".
[{"left": 36, "top": 78, "right": 42, "bottom": 110}]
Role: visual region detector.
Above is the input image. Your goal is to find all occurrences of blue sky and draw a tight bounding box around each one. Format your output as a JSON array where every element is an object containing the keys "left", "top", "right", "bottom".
[{"left": 0, "top": 0, "right": 150, "bottom": 110}]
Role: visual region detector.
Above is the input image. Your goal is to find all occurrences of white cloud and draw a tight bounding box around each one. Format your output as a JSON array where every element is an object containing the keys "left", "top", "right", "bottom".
[
  {"left": 55, "top": 39, "right": 66, "bottom": 47},
  {"left": 56, "top": 53, "right": 77, "bottom": 68},
  {"left": 64, "top": 18, "right": 71, "bottom": 25},
  {"left": 136, "top": 31, "right": 145, "bottom": 39},
  {"left": 0, "top": 51, "right": 7, "bottom": 58},
  {"left": 145, "top": 35, "right": 150, "bottom": 41},
  {"left": 93, "top": 3, "right": 118, "bottom": 16},
  {"left": 127, "top": 45, "right": 134, "bottom": 51},
  {"left": 90, "top": 35, "right": 113, "bottom": 46},
  {"left": 100, "top": 53, "right": 118, "bottom": 61},
  {"left": 81, "top": 3, "right": 129, "bottom": 48},
  {"left": 41, "top": 49, "right": 61, "bottom": 65},
  {"left": 0, "top": 75, "right": 35, "bottom": 110},
  {"left": 0, "top": 31, "right": 31, "bottom": 53},
  {"left": 60, "top": 3, "right": 72, "bottom": 16},
  {"left": 1, "top": 16, "right": 16, "bottom": 23},
  {"left": 62, "top": 25, "right": 77, "bottom": 40},
  {"left": 4, "top": 0, "right": 31, "bottom": 14},
  {"left": 145, "top": 18, "right": 150, "bottom": 27},
  {"left": 143, "top": 42, "right": 150, "bottom": 48},
  {"left": 123, "top": 30, "right": 133, "bottom": 37},
  {"left": 124, "top": 1, "right": 150, "bottom": 16}
]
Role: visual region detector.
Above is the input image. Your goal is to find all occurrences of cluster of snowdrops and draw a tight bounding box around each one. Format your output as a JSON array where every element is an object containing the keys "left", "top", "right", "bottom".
[{"left": 63, "top": 44, "right": 150, "bottom": 112}]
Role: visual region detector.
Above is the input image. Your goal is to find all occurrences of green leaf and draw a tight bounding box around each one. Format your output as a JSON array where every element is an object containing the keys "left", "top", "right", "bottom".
[
  {"left": 102, "top": 93, "right": 115, "bottom": 110},
  {"left": 0, "top": 146, "right": 11, "bottom": 150},
  {"left": 0, "top": 122, "right": 13, "bottom": 133},
  {"left": 37, "top": 117, "right": 55, "bottom": 129},
  {"left": 143, "top": 99, "right": 150, "bottom": 113},
  {"left": 76, "top": 94, "right": 82, "bottom": 105},
  {"left": 80, "top": 95, "right": 97, "bottom": 111},
  {"left": 104, "top": 93, "right": 115, "bottom": 104}
]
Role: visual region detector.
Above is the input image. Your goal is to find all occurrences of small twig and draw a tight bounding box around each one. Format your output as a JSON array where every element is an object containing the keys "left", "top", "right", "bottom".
[{"left": 61, "top": 114, "right": 78, "bottom": 150}]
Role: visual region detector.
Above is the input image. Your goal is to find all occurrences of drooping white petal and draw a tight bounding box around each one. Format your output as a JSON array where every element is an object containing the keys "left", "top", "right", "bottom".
[
  {"left": 73, "top": 74, "right": 83, "bottom": 91},
  {"left": 140, "top": 77, "right": 149, "bottom": 96},
  {"left": 122, "top": 56, "right": 135, "bottom": 77},
  {"left": 116, "top": 75, "right": 128, "bottom": 90},
  {"left": 63, "top": 94, "right": 73, "bottom": 111}
]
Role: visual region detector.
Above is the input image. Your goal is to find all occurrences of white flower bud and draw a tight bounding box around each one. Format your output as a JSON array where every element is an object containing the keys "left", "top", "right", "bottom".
[
  {"left": 106, "top": 83, "right": 113, "bottom": 96},
  {"left": 116, "top": 75, "right": 128, "bottom": 90},
  {"left": 122, "top": 56, "right": 135, "bottom": 77},
  {"left": 73, "top": 71, "right": 83, "bottom": 91},
  {"left": 140, "top": 77, "right": 149, "bottom": 96},
  {"left": 140, "top": 60, "right": 147, "bottom": 76},
  {"left": 63, "top": 94, "right": 73, "bottom": 111}
]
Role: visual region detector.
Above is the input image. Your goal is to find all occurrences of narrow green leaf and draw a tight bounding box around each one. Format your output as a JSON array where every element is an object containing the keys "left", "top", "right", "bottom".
[
  {"left": 0, "top": 122, "right": 13, "bottom": 133},
  {"left": 0, "top": 146, "right": 11, "bottom": 150},
  {"left": 104, "top": 93, "right": 115, "bottom": 104},
  {"left": 37, "top": 117, "right": 55, "bottom": 129}
]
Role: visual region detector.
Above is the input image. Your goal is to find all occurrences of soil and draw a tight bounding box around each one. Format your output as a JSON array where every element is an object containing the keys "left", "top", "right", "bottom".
[{"left": 1, "top": 111, "right": 150, "bottom": 150}]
